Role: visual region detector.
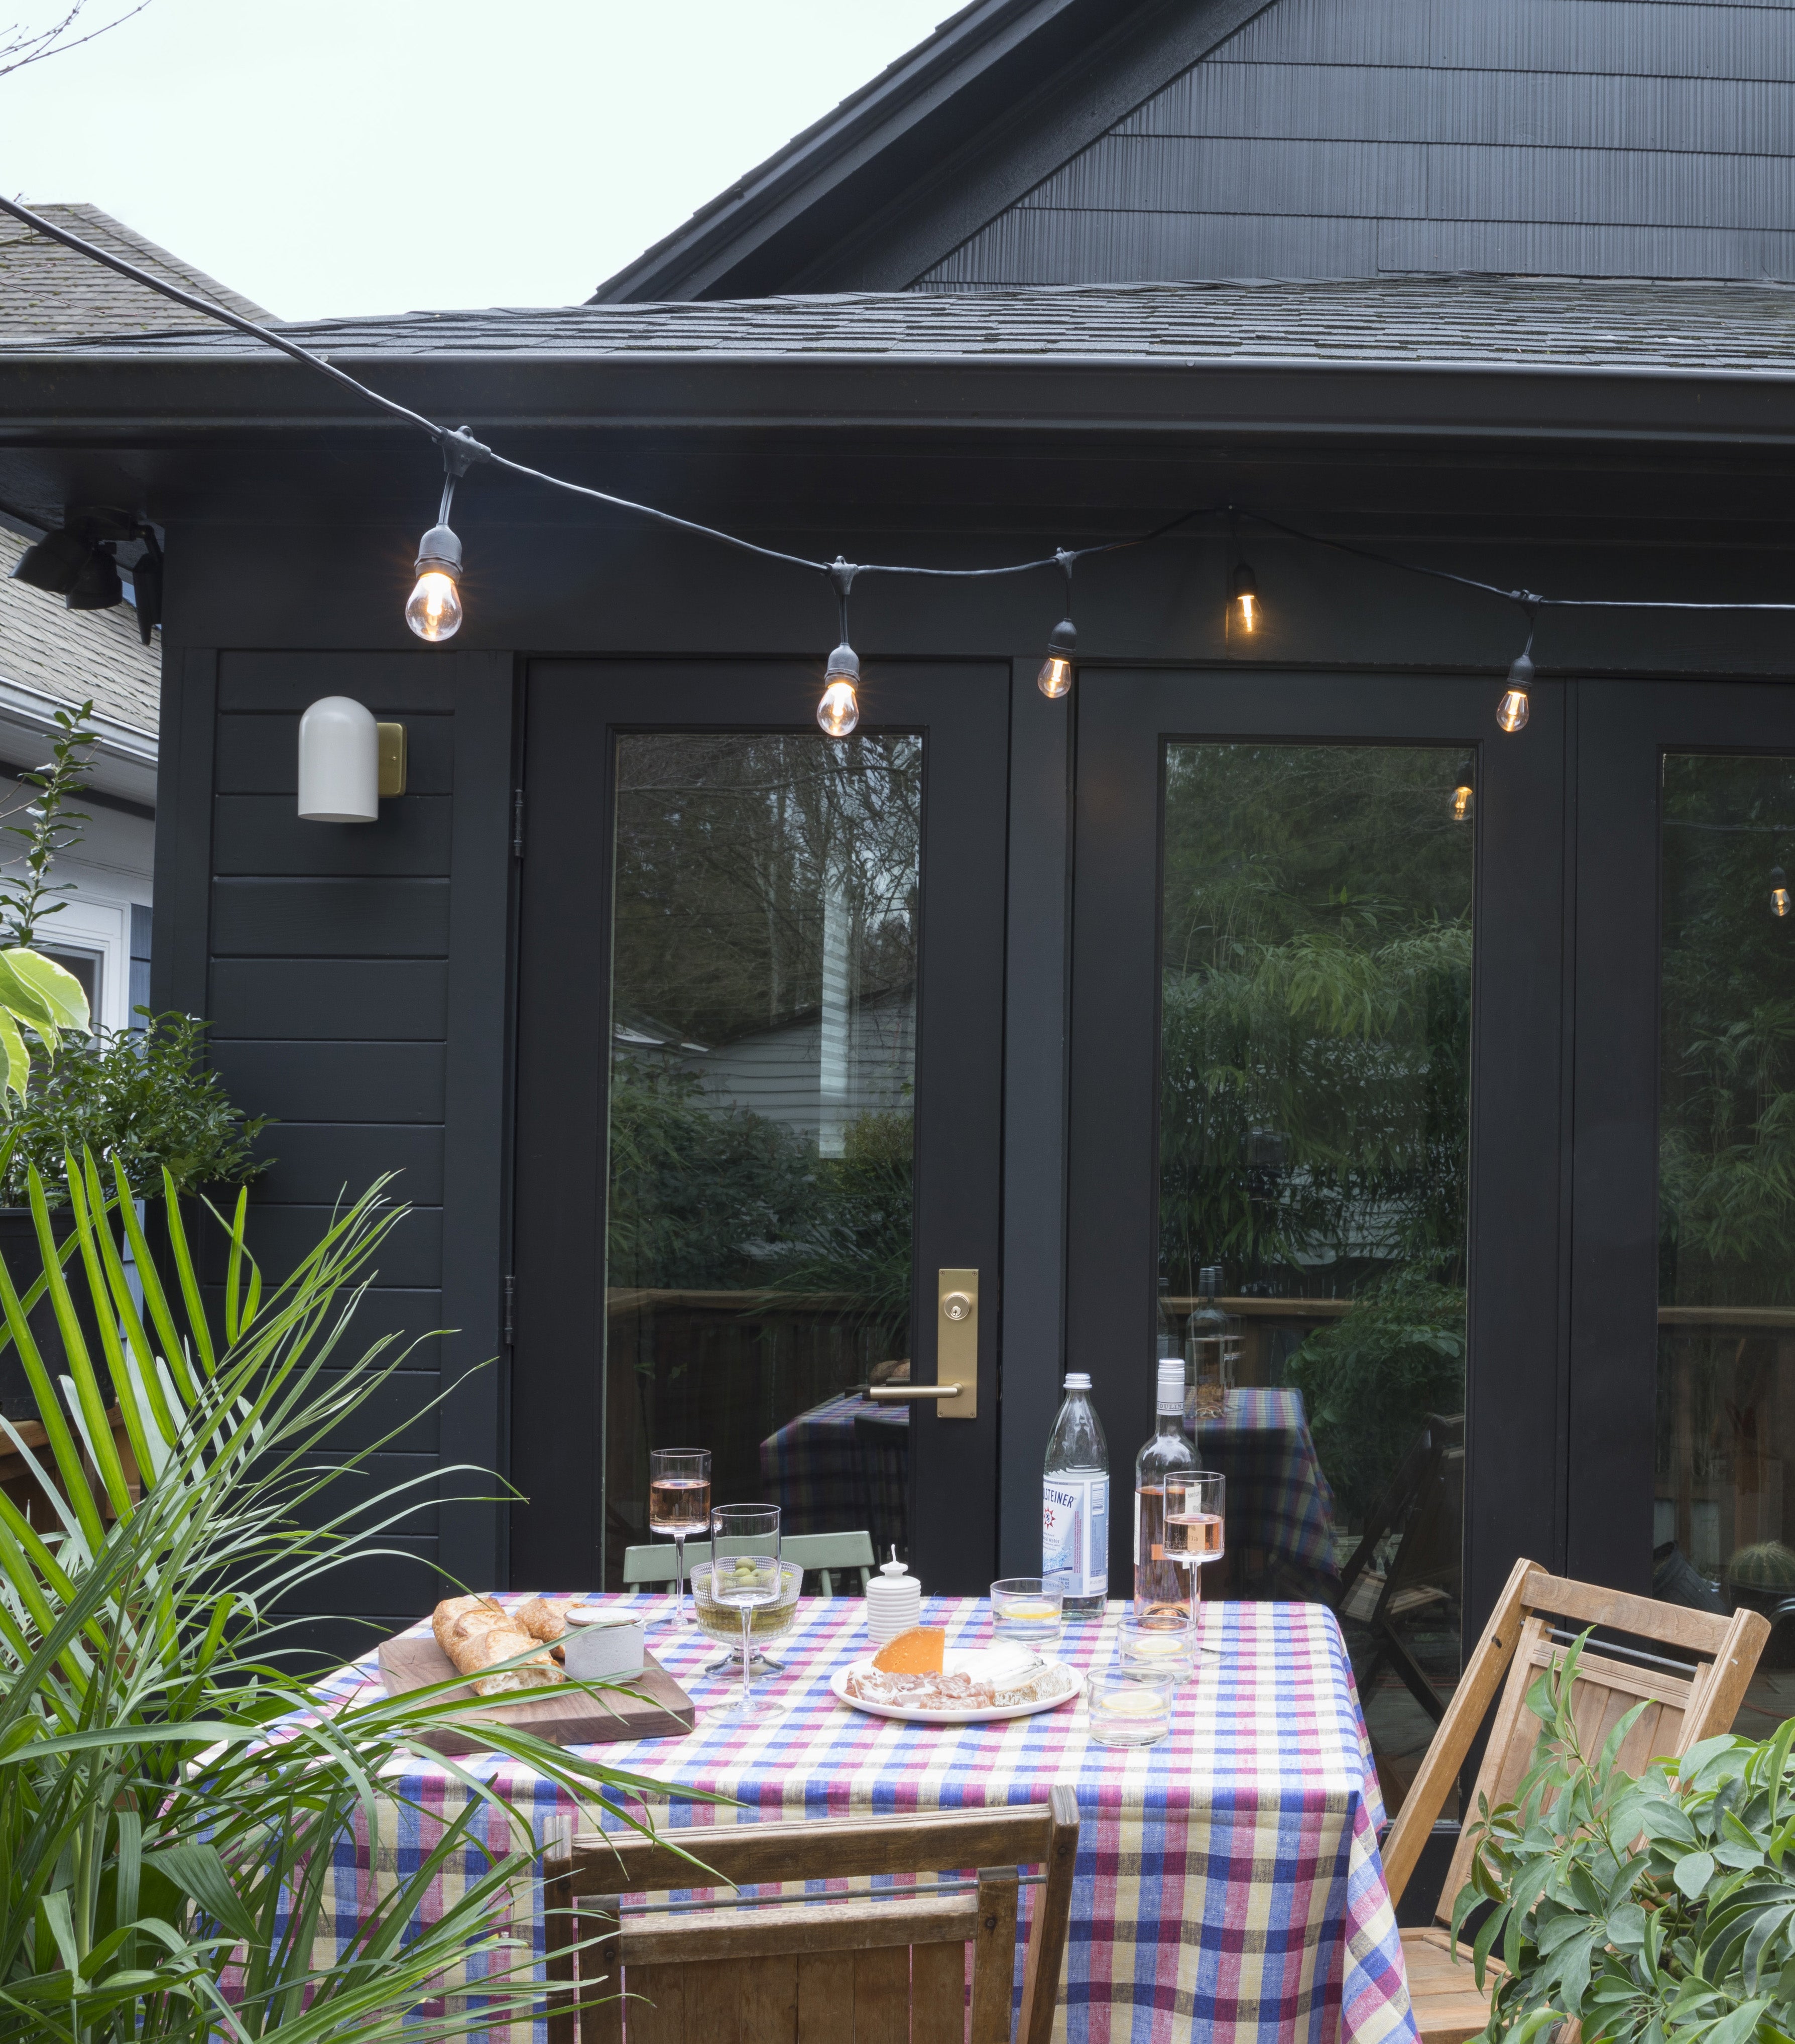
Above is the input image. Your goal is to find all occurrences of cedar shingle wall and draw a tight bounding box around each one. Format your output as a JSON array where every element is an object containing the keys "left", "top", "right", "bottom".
[{"left": 919, "top": 0, "right": 1795, "bottom": 288}]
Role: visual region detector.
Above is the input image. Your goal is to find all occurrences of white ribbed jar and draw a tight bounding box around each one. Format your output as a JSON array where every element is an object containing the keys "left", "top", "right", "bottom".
[{"left": 864, "top": 1554, "right": 922, "bottom": 1644}]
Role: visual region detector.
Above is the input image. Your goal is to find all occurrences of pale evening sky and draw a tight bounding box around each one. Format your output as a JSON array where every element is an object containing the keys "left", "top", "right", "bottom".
[{"left": 4, "top": 0, "right": 952, "bottom": 322}]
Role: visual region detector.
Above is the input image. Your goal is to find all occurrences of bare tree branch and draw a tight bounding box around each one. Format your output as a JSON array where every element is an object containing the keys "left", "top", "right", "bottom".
[{"left": 0, "top": 0, "right": 151, "bottom": 82}]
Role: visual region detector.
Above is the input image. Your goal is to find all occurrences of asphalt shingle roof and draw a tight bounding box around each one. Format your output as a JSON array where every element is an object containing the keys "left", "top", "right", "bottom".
[
  {"left": 0, "top": 203, "right": 270, "bottom": 338},
  {"left": 8, "top": 273, "right": 1795, "bottom": 378},
  {"left": 0, "top": 530, "right": 159, "bottom": 737}
]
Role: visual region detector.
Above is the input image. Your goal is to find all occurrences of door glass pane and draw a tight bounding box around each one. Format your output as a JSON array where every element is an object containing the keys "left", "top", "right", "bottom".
[
  {"left": 1659, "top": 754, "right": 1795, "bottom": 1731},
  {"left": 603, "top": 733, "right": 921, "bottom": 1589},
  {"left": 1158, "top": 743, "right": 1474, "bottom": 1790}
]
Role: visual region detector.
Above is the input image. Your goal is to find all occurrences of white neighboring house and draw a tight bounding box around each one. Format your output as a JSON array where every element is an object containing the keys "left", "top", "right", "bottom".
[{"left": 0, "top": 206, "right": 272, "bottom": 1031}]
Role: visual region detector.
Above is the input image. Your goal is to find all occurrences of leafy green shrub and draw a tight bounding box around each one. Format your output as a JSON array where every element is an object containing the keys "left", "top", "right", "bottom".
[
  {"left": 1457, "top": 1634, "right": 1795, "bottom": 2043},
  {"left": 5, "top": 1010, "right": 271, "bottom": 1205}
]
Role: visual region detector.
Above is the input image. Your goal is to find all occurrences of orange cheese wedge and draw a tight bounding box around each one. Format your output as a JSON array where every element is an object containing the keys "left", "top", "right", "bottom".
[{"left": 872, "top": 1626, "right": 946, "bottom": 1673}]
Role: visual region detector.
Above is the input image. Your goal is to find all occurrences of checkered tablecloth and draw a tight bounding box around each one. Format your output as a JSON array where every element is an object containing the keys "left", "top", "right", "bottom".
[
  {"left": 760, "top": 1389, "right": 909, "bottom": 1548},
  {"left": 1194, "top": 1387, "right": 1339, "bottom": 1582},
  {"left": 313, "top": 1594, "right": 1412, "bottom": 2044}
]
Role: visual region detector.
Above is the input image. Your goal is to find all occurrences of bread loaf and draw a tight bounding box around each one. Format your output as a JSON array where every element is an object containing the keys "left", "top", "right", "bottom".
[
  {"left": 429, "top": 1595, "right": 565, "bottom": 1697},
  {"left": 513, "top": 1595, "right": 569, "bottom": 1642}
]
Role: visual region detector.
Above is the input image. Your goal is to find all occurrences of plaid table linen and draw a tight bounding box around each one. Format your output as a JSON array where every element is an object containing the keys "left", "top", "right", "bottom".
[
  {"left": 312, "top": 1593, "right": 1413, "bottom": 2044},
  {"left": 1195, "top": 1386, "right": 1340, "bottom": 1582},
  {"left": 760, "top": 1388, "right": 909, "bottom": 1548}
]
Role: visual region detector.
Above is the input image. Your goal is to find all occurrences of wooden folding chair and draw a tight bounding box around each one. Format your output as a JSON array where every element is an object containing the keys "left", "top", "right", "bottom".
[
  {"left": 1383, "top": 1557, "right": 1770, "bottom": 2043},
  {"left": 544, "top": 1792, "right": 1081, "bottom": 2044}
]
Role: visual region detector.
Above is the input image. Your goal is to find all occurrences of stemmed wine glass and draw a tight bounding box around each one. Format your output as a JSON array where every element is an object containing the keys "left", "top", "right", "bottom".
[
  {"left": 707, "top": 1504, "right": 783, "bottom": 1722},
  {"left": 647, "top": 1449, "right": 711, "bottom": 1632},
  {"left": 1164, "top": 1471, "right": 1225, "bottom": 1645}
]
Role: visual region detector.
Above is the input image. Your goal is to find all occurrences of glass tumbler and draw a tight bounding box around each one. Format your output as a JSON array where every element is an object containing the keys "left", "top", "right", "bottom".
[
  {"left": 1087, "top": 1666, "right": 1176, "bottom": 1748},
  {"left": 1117, "top": 1607, "right": 1196, "bottom": 1682},
  {"left": 991, "top": 1577, "right": 1065, "bottom": 1647}
]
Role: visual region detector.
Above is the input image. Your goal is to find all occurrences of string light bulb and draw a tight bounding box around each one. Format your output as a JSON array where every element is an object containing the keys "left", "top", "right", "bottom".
[
  {"left": 1228, "top": 561, "right": 1259, "bottom": 637},
  {"left": 406, "top": 525, "right": 463, "bottom": 641},
  {"left": 1451, "top": 759, "right": 1475, "bottom": 822},
  {"left": 1773, "top": 867, "right": 1790, "bottom": 918},
  {"left": 405, "top": 426, "right": 486, "bottom": 645},
  {"left": 817, "top": 557, "right": 861, "bottom": 738},
  {"left": 1497, "top": 614, "right": 1536, "bottom": 733},
  {"left": 1038, "top": 550, "right": 1078, "bottom": 698}
]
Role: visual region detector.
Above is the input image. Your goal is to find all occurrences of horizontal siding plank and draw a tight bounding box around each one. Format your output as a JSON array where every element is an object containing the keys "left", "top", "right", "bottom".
[
  {"left": 1125, "top": 62, "right": 1795, "bottom": 155},
  {"left": 214, "top": 712, "right": 453, "bottom": 796},
  {"left": 1379, "top": 214, "right": 1795, "bottom": 274},
  {"left": 213, "top": 794, "right": 453, "bottom": 878},
  {"left": 312, "top": 1369, "right": 443, "bottom": 1456},
  {"left": 205, "top": 1204, "right": 442, "bottom": 1291},
  {"left": 296, "top": 1452, "right": 442, "bottom": 1537},
  {"left": 210, "top": 878, "right": 450, "bottom": 957},
  {"left": 249, "top": 1123, "right": 446, "bottom": 1206},
  {"left": 210, "top": 1040, "right": 447, "bottom": 1122},
  {"left": 929, "top": 207, "right": 1382, "bottom": 286},
  {"left": 218, "top": 652, "right": 471, "bottom": 716},
  {"left": 199, "top": 1284, "right": 449, "bottom": 1368},
  {"left": 273, "top": 1542, "right": 442, "bottom": 1621},
  {"left": 209, "top": 959, "right": 448, "bottom": 1041}
]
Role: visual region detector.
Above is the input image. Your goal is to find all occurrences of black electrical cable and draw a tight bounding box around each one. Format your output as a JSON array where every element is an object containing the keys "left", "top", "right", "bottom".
[{"left": 6, "top": 191, "right": 1795, "bottom": 624}]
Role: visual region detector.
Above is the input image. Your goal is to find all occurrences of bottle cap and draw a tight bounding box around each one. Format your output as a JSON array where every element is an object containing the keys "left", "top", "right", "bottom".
[
  {"left": 1064, "top": 1371, "right": 1092, "bottom": 1390},
  {"left": 1157, "top": 1360, "right": 1184, "bottom": 1412}
]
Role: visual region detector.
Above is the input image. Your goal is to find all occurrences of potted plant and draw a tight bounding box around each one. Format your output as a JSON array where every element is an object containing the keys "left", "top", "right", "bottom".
[{"left": 1454, "top": 1635, "right": 1795, "bottom": 2042}]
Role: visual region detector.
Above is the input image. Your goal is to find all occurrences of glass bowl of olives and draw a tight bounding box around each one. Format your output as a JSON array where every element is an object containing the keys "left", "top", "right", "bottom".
[{"left": 689, "top": 1557, "right": 804, "bottom": 1675}]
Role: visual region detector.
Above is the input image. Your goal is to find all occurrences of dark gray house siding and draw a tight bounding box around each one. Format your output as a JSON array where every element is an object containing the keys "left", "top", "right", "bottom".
[
  {"left": 919, "top": 0, "right": 1795, "bottom": 289},
  {"left": 153, "top": 648, "right": 514, "bottom": 1639}
]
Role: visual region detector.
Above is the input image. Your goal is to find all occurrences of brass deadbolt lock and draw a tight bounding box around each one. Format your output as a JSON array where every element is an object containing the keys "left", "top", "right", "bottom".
[{"left": 942, "top": 1291, "right": 974, "bottom": 1323}]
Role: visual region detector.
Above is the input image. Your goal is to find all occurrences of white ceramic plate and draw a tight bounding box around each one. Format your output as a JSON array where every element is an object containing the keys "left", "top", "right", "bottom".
[{"left": 830, "top": 1644, "right": 1083, "bottom": 1725}]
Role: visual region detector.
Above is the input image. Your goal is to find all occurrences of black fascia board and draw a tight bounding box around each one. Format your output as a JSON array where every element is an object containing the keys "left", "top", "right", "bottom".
[
  {"left": 591, "top": 0, "right": 1171, "bottom": 303},
  {"left": 6, "top": 350, "right": 1795, "bottom": 465}
]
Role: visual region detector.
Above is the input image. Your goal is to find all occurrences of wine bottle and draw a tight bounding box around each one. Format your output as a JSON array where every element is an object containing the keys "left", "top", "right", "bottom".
[{"left": 1135, "top": 1359, "right": 1197, "bottom": 1617}]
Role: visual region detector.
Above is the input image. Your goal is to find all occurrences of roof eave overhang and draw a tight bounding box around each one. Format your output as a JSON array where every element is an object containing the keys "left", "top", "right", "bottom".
[{"left": 4, "top": 348, "right": 1795, "bottom": 463}]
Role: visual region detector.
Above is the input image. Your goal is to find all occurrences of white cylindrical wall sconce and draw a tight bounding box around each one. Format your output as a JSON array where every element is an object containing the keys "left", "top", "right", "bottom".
[{"left": 298, "top": 696, "right": 379, "bottom": 821}]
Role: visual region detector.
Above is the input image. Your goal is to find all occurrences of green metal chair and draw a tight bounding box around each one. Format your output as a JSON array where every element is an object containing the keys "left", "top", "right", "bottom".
[{"left": 621, "top": 1528, "right": 877, "bottom": 1598}]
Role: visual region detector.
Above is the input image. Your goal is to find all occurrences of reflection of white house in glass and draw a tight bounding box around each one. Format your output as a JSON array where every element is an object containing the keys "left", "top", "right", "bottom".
[{"left": 615, "top": 984, "right": 917, "bottom": 1147}]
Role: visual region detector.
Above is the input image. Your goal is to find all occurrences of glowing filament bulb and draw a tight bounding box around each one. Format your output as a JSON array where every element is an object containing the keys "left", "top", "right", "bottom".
[
  {"left": 1452, "top": 783, "right": 1473, "bottom": 822},
  {"left": 1038, "top": 655, "right": 1072, "bottom": 698},
  {"left": 405, "top": 569, "right": 462, "bottom": 642},
  {"left": 1497, "top": 651, "right": 1533, "bottom": 734},
  {"left": 1773, "top": 867, "right": 1790, "bottom": 918},
  {"left": 1237, "top": 591, "right": 1256, "bottom": 633},
  {"left": 817, "top": 677, "right": 859, "bottom": 737}
]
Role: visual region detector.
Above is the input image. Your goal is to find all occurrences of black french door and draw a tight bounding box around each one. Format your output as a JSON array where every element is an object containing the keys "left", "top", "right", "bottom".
[
  {"left": 1569, "top": 683, "right": 1795, "bottom": 1734},
  {"left": 1065, "top": 670, "right": 1570, "bottom": 1686},
  {"left": 510, "top": 661, "right": 1008, "bottom": 1598}
]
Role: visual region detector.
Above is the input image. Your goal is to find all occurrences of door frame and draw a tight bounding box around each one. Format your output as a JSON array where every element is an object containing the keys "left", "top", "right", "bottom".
[
  {"left": 1063, "top": 667, "right": 1572, "bottom": 1635},
  {"left": 509, "top": 658, "right": 1011, "bottom": 1596}
]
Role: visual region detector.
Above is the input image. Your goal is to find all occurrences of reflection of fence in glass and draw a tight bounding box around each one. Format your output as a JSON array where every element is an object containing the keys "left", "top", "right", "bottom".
[
  {"left": 602, "top": 733, "right": 922, "bottom": 1588},
  {"left": 1658, "top": 756, "right": 1795, "bottom": 1667}
]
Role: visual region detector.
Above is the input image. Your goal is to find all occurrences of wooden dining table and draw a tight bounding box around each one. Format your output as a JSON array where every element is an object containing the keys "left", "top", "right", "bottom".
[{"left": 311, "top": 1593, "right": 1415, "bottom": 2043}]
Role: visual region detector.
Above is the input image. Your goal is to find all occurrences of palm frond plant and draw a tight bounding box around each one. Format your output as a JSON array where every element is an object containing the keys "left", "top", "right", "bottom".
[{"left": 0, "top": 1154, "right": 693, "bottom": 2043}]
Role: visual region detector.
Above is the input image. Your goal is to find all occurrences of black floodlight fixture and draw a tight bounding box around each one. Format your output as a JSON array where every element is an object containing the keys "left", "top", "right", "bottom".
[
  {"left": 64, "top": 543, "right": 122, "bottom": 611},
  {"left": 10, "top": 526, "right": 93, "bottom": 594}
]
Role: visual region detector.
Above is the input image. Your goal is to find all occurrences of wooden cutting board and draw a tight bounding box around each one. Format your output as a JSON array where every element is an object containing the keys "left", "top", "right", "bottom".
[{"left": 376, "top": 1630, "right": 696, "bottom": 1756}]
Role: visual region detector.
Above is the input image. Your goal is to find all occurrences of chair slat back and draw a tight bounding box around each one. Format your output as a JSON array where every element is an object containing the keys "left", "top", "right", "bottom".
[
  {"left": 1380, "top": 1557, "right": 1770, "bottom": 1922},
  {"left": 621, "top": 1529, "right": 876, "bottom": 1597},
  {"left": 544, "top": 1794, "right": 1080, "bottom": 2044}
]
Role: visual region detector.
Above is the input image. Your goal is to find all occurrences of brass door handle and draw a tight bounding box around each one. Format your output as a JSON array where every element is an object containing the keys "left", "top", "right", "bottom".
[{"left": 866, "top": 1383, "right": 965, "bottom": 1401}]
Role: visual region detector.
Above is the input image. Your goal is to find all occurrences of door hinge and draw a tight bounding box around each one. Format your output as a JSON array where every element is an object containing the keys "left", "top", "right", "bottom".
[
  {"left": 503, "top": 1273, "right": 515, "bottom": 1345},
  {"left": 512, "top": 788, "right": 525, "bottom": 859}
]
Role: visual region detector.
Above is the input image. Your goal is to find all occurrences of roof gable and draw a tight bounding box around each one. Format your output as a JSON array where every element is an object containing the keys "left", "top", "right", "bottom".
[
  {"left": 609, "top": 0, "right": 1795, "bottom": 299},
  {"left": 921, "top": 0, "right": 1795, "bottom": 288}
]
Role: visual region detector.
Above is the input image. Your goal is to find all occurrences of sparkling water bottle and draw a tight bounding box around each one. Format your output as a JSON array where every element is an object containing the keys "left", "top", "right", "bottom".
[{"left": 1043, "top": 1371, "right": 1109, "bottom": 1619}]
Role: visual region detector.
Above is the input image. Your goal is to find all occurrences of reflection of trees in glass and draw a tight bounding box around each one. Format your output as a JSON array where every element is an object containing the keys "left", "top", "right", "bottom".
[
  {"left": 1159, "top": 745, "right": 1473, "bottom": 1516},
  {"left": 1657, "top": 760, "right": 1795, "bottom": 1542},
  {"left": 613, "top": 734, "right": 920, "bottom": 1047},
  {"left": 1660, "top": 758, "right": 1795, "bottom": 1308},
  {"left": 606, "top": 733, "right": 922, "bottom": 1364}
]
